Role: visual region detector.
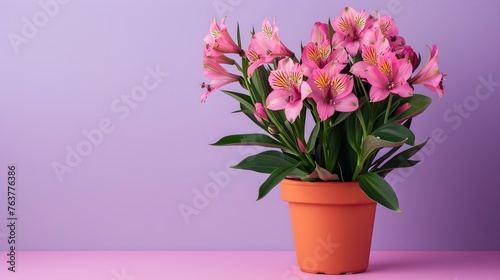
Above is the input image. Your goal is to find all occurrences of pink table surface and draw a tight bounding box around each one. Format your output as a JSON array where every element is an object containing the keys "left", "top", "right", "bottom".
[{"left": 0, "top": 251, "right": 498, "bottom": 280}]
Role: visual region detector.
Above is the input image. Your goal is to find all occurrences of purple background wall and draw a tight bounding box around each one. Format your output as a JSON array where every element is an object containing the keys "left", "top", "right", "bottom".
[{"left": 0, "top": 0, "right": 499, "bottom": 251}]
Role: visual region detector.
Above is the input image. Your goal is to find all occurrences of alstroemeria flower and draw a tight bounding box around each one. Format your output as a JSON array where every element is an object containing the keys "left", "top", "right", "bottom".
[
  {"left": 365, "top": 52, "right": 413, "bottom": 102},
  {"left": 350, "top": 45, "right": 379, "bottom": 79},
  {"left": 332, "top": 7, "right": 374, "bottom": 56},
  {"left": 266, "top": 58, "right": 311, "bottom": 123},
  {"left": 201, "top": 58, "right": 241, "bottom": 102},
  {"left": 307, "top": 61, "right": 358, "bottom": 121},
  {"left": 372, "top": 15, "right": 406, "bottom": 53},
  {"left": 302, "top": 41, "right": 348, "bottom": 77},
  {"left": 302, "top": 21, "right": 348, "bottom": 77},
  {"left": 350, "top": 29, "right": 390, "bottom": 79},
  {"left": 409, "top": 45, "right": 445, "bottom": 98},
  {"left": 378, "top": 15, "right": 399, "bottom": 40},
  {"left": 203, "top": 46, "right": 235, "bottom": 65},
  {"left": 204, "top": 18, "right": 243, "bottom": 57},
  {"left": 254, "top": 102, "right": 268, "bottom": 124},
  {"left": 246, "top": 18, "right": 294, "bottom": 77}
]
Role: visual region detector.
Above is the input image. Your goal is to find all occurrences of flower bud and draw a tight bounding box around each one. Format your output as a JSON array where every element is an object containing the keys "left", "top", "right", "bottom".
[
  {"left": 268, "top": 125, "right": 280, "bottom": 135},
  {"left": 238, "top": 76, "right": 248, "bottom": 90},
  {"left": 254, "top": 102, "right": 268, "bottom": 124}
]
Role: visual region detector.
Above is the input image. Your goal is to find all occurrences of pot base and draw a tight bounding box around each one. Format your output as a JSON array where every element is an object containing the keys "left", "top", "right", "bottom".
[{"left": 301, "top": 267, "right": 366, "bottom": 275}]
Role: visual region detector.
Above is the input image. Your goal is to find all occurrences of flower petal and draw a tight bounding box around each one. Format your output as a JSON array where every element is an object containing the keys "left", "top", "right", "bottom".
[
  {"left": 393, "top": 82, "right": 413, "bottom": 98},
  {"left": 266, "top": 90, "right": 289, "bottom": 110},
  {"left": 370, "top": 86, "right": 390, "bottom": 102},
  {"left": 350, "top": 61, "right": 369, "bottom": 78},
  {"left": 284, "top": 100, "right": 303, "bottom": 123},
  {"left": 364, "top": 66, "right": 388, "bottom": 89},
  {"left": 301, "top": 82, "right": 312, "bottom": 99},
  {"left": 334, "top": 93, "right": 359, "bottom": 112},
  {"left": 316, "top": 100, "right": 336, "bottom": 121}
]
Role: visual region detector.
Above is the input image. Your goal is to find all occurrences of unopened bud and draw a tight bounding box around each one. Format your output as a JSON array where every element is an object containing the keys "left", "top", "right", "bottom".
[
  {"left": 268, "top": 125, "right": 280, "bottom": 135},
  {"left": 238, "top": 77, "right": 247, "bottom": 90}
]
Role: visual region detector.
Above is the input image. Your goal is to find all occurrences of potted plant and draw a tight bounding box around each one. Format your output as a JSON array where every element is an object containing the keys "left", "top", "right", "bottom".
[{"left": 201, "top": 6, "right": 446, "bottom": 274}]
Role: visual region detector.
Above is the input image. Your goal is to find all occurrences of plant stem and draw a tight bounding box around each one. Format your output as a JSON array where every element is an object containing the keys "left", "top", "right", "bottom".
[
  {"left": 384, "top": 94, "right": 393, "bottom": 124},
  {"left": 356, "top": 76, "right": 370, "bottom": 103},
  {"left": 238, "top": 58, "right": 258, "bottom": 105},
  {"left": 351, "top": 109, "right": 367, "bottom": 181},
  {"left": 321, "top": 121, "right": 329, "bottom": 170},
  {"left": 234, "top": 61, "right": 243, "bottom": 73},
  {"left": 351, "top": 160, "right": 363, "bottom": 181},
  {"left": 355, "top": 109, "right": 367, "bottom": 137}
]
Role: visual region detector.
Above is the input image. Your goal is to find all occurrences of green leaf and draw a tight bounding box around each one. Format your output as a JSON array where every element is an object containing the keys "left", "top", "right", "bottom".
[
  {"left": 237, "top": 103, "right": 267, "bottom": 131},
  {"left": 372, "top": 122, "right": 415, "bottom": 146},
  {"left": 211, "top": 134, "right": 285, "bottom": 149},
  {"left": 310, "top": 164, "right": 340, "bottom": 181},
  {"left": 257, "top": 164, "right": 299, "bottom": 200},
  {"left": 402, "top": 118, "right": 412, "bottom": 129},
  {"left": 289, "top": 168, "right": 309, "bottom": 178},
  {"left": 242, "top": 57, "right": 249, "bottom": 77},
  {"left": 325, "top": 125, "right": 341, "bottom": 171},
  {"left": 361, "top": 135, "right": 406, "bottom": 163},
  {"left": 345, "top": 114, "right": 362, "bottom": 156},
  {"left": 391, "top": 94, "right": 432, "bottom": 123},
  {"left": 327, "top": 18, "right": 335, "bottom": 40},
  {"left": 236, "top": 23, "right": 242, "bottom": 49},
  {"left": 374, "top": 159, "right": 420, "bottom": 177},
  {"left": 337, "top": 115, "right": 360, "bottom": 179},
  {"left": 307, "top": 122, "right": 321, "bottom": 153},
  {"left": 330, "top": 112, "right": 353, "bottom": 129},
  {"left": 374, "top": 139, "right": 429, "bottom": 177},
  {"left": 232, "top": 151, "right": 299, "bottom": 174},
  {"left": 222, "top": 90, "right": 254, "bottom": 111},
  {"left": 370, "top": 145, "right": 402, "bottom": 168},
  {"left": 284, "top": 119, "right": 295, "bottom": 135},
  {"left": 359, "top": 172, "right": 400, "bottom": 211},
  {"left": 250, "top": 66, "right": 272, "bottom": 100}
]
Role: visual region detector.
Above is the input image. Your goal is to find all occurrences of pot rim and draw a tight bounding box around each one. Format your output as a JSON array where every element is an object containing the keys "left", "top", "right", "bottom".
[{"left": 280, "top": 178, "right": 375, "bottom": 205}]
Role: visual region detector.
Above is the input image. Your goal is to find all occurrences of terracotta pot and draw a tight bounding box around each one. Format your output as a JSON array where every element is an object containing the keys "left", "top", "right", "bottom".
[{"left": 281, "top": 178, "right": 376, "bottom": 275}]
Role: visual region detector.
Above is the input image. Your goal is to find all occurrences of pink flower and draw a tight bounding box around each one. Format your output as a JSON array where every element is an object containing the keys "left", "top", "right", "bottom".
[
  {"left": 365, "top": 52, "right": 413, "bottom": 102},
  {"left": 301, "top": 41, "right": 348, "bottom": 77},
  {"left": 350, "top": 28, "right": 390, "bottom": 79},
  {"left": 377, "top": 15, "right": 399, "bottom": 40},
  {"left": 203, "top": 46, "right": 235, "bottom": 65},
  {"left": 372, "top": 14, "right": 406, "bottom": 53},
  {"left": 409, "top": 45, "right": 445, "bottom": 98},
  {"left": 254, "top": 102, "right": 268, "bottom": 124},
  {"left": 307, "top": 61, "right": 359, "bottom": 121},
  {"left": 201, "top": 58, "right": 241, "bottom": 102},
  {"left": 350, "top": 45, "right": 379, "bottom": 79},
  {"left": 332, "top": 7, "right": 374, "bottom": 56},
  {"left": 266, "top": 58, "right": 311, "bottom": 123},
  {"left": 302, "top": 21, "right": 349, "bottom": 77},
  {"left": 246, "top": 18, "right": 294, "bottom": 77},
  {"left": 203, "top": 18, "right": 243, "bottom": 57}
]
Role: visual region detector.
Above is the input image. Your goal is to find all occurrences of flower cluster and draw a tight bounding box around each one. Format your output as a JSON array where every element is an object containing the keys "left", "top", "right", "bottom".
[{"left": 200, "top": 7, "right": 446, "bottom": 211}]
